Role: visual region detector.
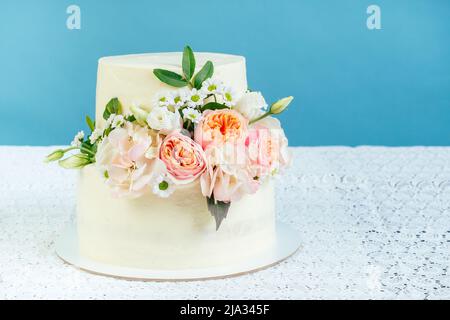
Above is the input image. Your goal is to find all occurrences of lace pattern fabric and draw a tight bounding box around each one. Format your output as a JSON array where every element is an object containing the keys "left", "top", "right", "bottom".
[{"left": 0, "top": 146, "right": 449, "bottom": 299}]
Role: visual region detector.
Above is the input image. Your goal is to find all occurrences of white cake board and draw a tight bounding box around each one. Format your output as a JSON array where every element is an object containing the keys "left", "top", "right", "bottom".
[{"left": 55, "top": 222, "right": 301, "bottom": 281}]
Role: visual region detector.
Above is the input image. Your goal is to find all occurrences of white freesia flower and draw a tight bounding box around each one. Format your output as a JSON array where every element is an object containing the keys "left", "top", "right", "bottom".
[
  {"left": 89, "top": 128, "right": 103, "bottom": 144},
  {"left": 221, "top": 86, "right": 239, "bottom": 107},
  {"left": 233, "top": 91, "right": 268, "bottom": 120},
  {"left": 146, "top": 106, "right": 181, "bottom": 132},
  {"left": 200, "top": 78, "right": 223, "bottom": 96},
  {"left": 71, "top": 131, "right": 84, "bottom": 147},
  {"left": 183, "top": 107, "right": 202, "bottom": 123},
  {"left": 186, "top": 88, "right": 206, "bottom": 108},
  {"left": 152, "top": 175, "right": 175, "bottom": 198},
  {"left": 152, "top": 92, "right": 172, "bottom": 108}
]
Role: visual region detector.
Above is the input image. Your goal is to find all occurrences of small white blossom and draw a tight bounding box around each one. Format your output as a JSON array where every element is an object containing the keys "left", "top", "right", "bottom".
[
  {"left": 152, "top": 92, "right": 172, "bottom": 108},
  {"left": 152, "top": 175, "right": 174, "bottom": 198},
  {"left": 221, "top": 86, "right": 239, "bottom": 107},
  {"left": 106, "top": 114, "right": 125, "bottom": 129},
  {"left": 146, "top": 106, "right": 181, "bottom": 132},
  {"left": 169, "top": 89, "right": 189, "bottom": 108},
  {"left": 183, "top": 107, "right": 202, "bottom": 124},
  {"left": 105, "top": 113, "right": 115, "bottom": 127},
  {"left": 200, "top": 78, "right": 223, "bottom": 96},
  {"left": 71, "top": 131, "right": 84, "bottom": 147},
  {"left": 186, "top": 88, "right": 206, "bottom": 108},
  {"left": 111, "top": 114, "right": 125, "bottom": 128},
  {"left": 89, "top": 128, "right": 103, "bottom": 144}
]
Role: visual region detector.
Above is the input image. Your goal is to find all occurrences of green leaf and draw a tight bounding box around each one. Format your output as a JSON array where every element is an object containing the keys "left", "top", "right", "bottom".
[
  {"left": 206, "top": 196, "right": 231, "bottom": 231},
  {"left": 182, "top": 46, "right": 196, "bottom": 80},
  {"left": 193, "top": 61, "right": 214, "bottom": 89},
  {"left": 153, "top": 69, "right": 188, "bottom": 87},
  {"left": 200, "top": 102, "right": 229, "bottom": 112},
  {"left": 85, "top": 115, "right": 95, "bottom": 131},
  {"left": 80, "top": 141, "right": 97, "bottom": 156},
  {"left": 125, "top": 114, "right": 136, "bottom": 122},
  {"left": 103, "top": 127, "right": 112, "bottom": 137},
  {"left": 103, "top": 98, "right": 122, "bottom": 120}
]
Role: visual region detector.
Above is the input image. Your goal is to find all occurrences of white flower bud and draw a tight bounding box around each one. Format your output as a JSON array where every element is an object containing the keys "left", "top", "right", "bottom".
[
  {"left": 58, "top": 154, "right": 91, "bottom": 169},
  {"left": 44, "top": 149, "right": 64, "bottom": 163},
  {"left": 270, "top": 96, "right": 294, "bottom": 114}
]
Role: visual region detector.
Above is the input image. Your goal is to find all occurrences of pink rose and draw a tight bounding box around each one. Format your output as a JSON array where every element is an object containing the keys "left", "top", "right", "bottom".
[
  {"left": 159, "top": 132, "right": 207, "bottom": 185},
  {"left": 194, "top": 109, "right": 248, "bottom": 150}
]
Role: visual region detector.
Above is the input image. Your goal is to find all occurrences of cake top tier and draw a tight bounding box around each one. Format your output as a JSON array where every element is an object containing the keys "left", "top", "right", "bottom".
[
  {"left": 99, "top": 52, "right": 245, "bottom": 69},
  {"left": 95, "top": 51, "right": 248, "bottom": 123}
]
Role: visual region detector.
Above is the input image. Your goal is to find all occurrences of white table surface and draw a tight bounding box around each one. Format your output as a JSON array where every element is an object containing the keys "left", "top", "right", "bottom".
[{"left": 0, "top": 146, "right": 449, "bottom": 300}]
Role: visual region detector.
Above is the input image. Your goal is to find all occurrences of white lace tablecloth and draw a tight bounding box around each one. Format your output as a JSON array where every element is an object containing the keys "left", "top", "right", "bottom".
[{"left": 0, "top": 146, "right": 449, "bottom": 300}]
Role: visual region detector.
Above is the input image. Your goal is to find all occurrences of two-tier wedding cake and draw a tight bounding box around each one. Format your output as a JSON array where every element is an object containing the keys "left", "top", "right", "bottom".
[{"left": 47, "top": 46, "right": 294, "bottom": 273}]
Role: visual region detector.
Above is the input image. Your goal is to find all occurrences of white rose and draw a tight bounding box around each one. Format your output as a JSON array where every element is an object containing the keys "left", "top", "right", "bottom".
[
  {"left": 233, "top": 91, "right": 267, "bottom": 120},
  {"left": 146, "top": 106, "right": 181, "bottom": 132}
]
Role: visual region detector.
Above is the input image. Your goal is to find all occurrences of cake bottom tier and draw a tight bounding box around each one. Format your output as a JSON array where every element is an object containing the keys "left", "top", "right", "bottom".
[{"left": 77, "top": 165, "right": 276, "bottom": 270}]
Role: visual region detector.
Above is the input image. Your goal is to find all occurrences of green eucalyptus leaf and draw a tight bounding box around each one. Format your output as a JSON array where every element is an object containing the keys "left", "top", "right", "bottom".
[
  {"left": 103, "top": 98, "right": 122, "bottom": 120},
  {"left": 85, "top": 115, "right": 95, "bottom": 131},
  {"left": 200, "top": 102, "right": 229, "bottom": 112},
  {"left": 182, "top": 46, "right": 196, "bottom": 80},
  {"left": 153, "top": 69, "right": 188, "bottom": 87},
  {"left": 206, "top": 196, "right": 231, "bottom": 231},
  {"left": 193, "top": 61, "right": 214, "bottom": 89}
]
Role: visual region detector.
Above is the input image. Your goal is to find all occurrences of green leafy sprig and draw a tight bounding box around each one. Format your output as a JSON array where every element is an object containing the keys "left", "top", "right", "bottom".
[
  {"left": 153, "top": 46, "right": 214, "bottom": 90},
  {"left": 45, "top": 98, "right": 128, "bottom": 169}
]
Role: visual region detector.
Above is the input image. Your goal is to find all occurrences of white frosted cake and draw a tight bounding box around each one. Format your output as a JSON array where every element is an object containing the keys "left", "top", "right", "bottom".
[
  {"left": 47, "top": 47, "right": 293, "bottom": 271},
  {"left": 78, "top": 166, "right": 275, "bottom": 269}
]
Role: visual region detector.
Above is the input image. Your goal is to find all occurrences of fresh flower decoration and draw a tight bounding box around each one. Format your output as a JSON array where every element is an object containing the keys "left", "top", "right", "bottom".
[
  {"left": 45, "top": 45, "right": 294, "bottom": 230},
  {"left": 152, "top": 174, "right": 175, "bottom": 198},
  {"left": 159, "top": 132, "right": 207, "bottom": 185},
  {"left": 194, "top": 109, "right": 248, "bottom": 150}
]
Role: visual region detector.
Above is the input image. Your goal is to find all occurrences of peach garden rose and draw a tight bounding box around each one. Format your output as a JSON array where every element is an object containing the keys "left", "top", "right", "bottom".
[
  {"left": 159, "top": 132, "right": 207, "bottom": 185},
  {"left": 194, "top": 109, "right": 248, "bottom": 150}
]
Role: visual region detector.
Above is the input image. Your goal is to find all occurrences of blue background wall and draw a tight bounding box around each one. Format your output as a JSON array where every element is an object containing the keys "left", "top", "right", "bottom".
[{"left": 0, "top": 0, "right": 449, "bottom": 146}]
